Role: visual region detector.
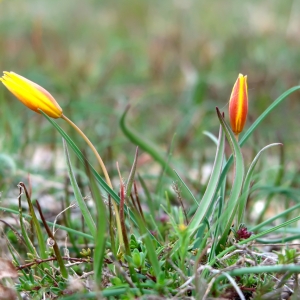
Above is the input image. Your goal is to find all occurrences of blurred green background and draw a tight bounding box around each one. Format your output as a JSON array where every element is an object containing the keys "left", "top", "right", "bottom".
[{"left": 0, "top": 0, "right": 300, "bottom": 197}]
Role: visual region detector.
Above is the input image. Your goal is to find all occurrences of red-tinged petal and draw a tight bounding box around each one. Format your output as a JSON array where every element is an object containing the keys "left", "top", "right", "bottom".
[{"left": 229, "top": 74, "right": 248, "bottom": 135}]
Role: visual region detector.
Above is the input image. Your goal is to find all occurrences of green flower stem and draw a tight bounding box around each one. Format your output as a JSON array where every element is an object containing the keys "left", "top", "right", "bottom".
[
  {"left": 61, "top": 113, "right": 124, "bottom": 248},
  {"left": 61, "top": 114, "right": 112, "bottom": 188}
]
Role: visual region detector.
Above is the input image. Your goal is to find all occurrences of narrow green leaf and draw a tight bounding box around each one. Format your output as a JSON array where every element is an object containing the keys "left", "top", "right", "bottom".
[
  {"left": 120, "top": 107, "right": 198, "bottom": 202},
  {"left": 125, "top": 147, "right": 139, "bottom": 202},
  {"left": 40, "top": 110, "right": 140, "bottom": 229},
  {"left": 188, "top": 125, "right": 225, "bottom": 236},
  {"left": 173, "top": 169, "right": 199, "bottom": 205},
  {"left": 209, "top": 214, "right": 300, "bottom": 267},
  {"left": 120, "top": 106, "right": 174, "bottom": 178},
  {"left": 203, "top": 130, "right": 227, "bottom": 210},
  {"left": 138, "top": 174, "right": 155, "bottom": 218},
  {"left": 136, "top": 212, "right": 160, "bottom": 277},
  {"left": 256, "top": 144, "right": 285, "bottom": 224},
  {"left": 251, "top": 202, "right": 300, "bottom": 232},
  {"left": 40, "top": 110, "right": 159, "bottom": 244},
  {"left": 0, "top": 206, "right": 94, "bottom": 240},
  {"left": 256, "top": 234, "right": 300, "bottom": 244},
  {"left": 36, "top": 200, "right": 69, "bottom": 279},
  {"left": 39, "top": 110, "right": 121, "bottom": 204},
  {"left": 193, "top": 217, "right": 209, "bottom": 249},
  {"left": 17, "top": 187, "right": 36, "bottom": 255},
  {"left": 215, "top": 108, "right": 244, "bottom": 251},
  {"left": 215, "top": 264, "right": 300, "bottom": 283},
  {"left": 237, "top": 143, "right": 282, "bottom": 224},
  {"left": 84, "top": 160, "right": 107, "bottom": 287},
  {"left": 19, "top": 183, "right": 48, "bottom": 260},
  {"left": 203, "top": 130, "right": 219, "bottom": 146},
  {"left": 208, "top": 196, "right": 223, "bottom": 261},
  {"left": 63, "top": 140, "right": 96, "bottom": 238},
  {"left": 60, "top": 288, "right": 154, "bottom": 299}
]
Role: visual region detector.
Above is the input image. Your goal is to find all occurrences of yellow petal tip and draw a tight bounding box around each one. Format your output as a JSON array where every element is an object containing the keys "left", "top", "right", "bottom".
[{"left": 0, "top": 71, "right": 63, "bottom": 119}]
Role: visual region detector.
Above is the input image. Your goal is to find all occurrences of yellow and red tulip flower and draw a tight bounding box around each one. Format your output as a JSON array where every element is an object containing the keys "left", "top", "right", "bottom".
[
  {"left": 0, "top": 71, "right": 63, "bottom": 118},
  {"left": 228, "top": 74, "right": 248, "bottom": 137}
]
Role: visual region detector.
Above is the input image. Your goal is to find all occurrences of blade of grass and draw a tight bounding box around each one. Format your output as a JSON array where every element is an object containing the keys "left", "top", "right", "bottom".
[
  {"left": 251, "top": 202, "right": 300, "bottom": 232},
  {"left": 135, "top": 211, "right": 160, "bottom": 277},
  {"left": 120, "top": 106, "right": 175, "bottom": 179},
  {"left": 257, "top": 227, "right": 300, "bottom": 234},
  {"left": 209, "top": 214, "right": 300, "bottom": 267},
  {"left": 108, "top": 195, "right": 116, "bottom": 255},
  {"left": 19, "top": 183, "right": 47, "bottom": 261},
  {"left": 84, "top": 159, "right": 107, "bottom": 289},
  {"left": 42, "top": 110, "right": 123, "bottom": 247},
  {"left": 0, "top": 206, "right": 94, "bottom": 240},
  {"left": 17, "top": 186, "right": 36, "bottom": 255},
  {"left": 250, "top": 184, "right": 300, "bottom": 199},
  {"left": 41, "top": 111, "right": 159, "bottom": 244},
  {"left": 255, "top": 234, "right": 300, "bottom": 243},
  {"left": 61, "top": 179, "right": 81, "bottom": 256},
  {"left": 203, "top": 130, "right": 227, "bottom": 214},
  {"left": 125, "top": 147, "right": 139, "bottom": 203},
  {"left": 203, "top": 130, "right": 219, "bottom": 145},
  {"left": 36, "top": 201, "right": 68, "bottom": 279},
  {"left": 188, "top": 124, "right": 225, "bottom": 236},
  {"left": 193, "top": 217, "right": 209, "bottom": 249},
  {"left": 215, "top": 264, "right": 300, "bottom": 283},
  {"left": 63, "top": 139, "right": 96, "bottom": 238},
  {"left": 237, "top": 143, "right": 282, "bottom": 225},
  {"left": 223, "top": 273, "right": 246, "bottom": 300},
  {"left": 155, "top": 132, "right": 176, "bottom": 198},
  {"left": 40, "top": 111, "right": 120, "bottom": 203},
  {"left": 116, "top": 163, "right": 128, "bottom": 254},
  {"left": 173, "top": 170, "right": 199, "bottom": 206},
  {"left": 138, "top": 174, "right": 155, "bottom": 219},
  {"left": 208, "top": 196, "right": 223, "bottom": 261},
  {"left": 59, "top": 288, "right": 155, "bottom": 299},
  {"left": 256, "top": 144, "right": 285, "bottom": 224},
  {"left": 40, "top": 111, "right": 141, "bottom": 229}
]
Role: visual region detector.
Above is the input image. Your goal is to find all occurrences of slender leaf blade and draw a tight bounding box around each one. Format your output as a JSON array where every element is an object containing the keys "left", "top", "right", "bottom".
[
  {"left": 215, "top": 108, "right": 244, "bottom": 251},
  {"left": 188, "top": 125, "right": 225, "bottom": 236},
  {"left": 63, "top": 139, "right": 96, "bottom": 237},
  {"left": 237, "top": 143, "right": 282, "bottom": 224}
]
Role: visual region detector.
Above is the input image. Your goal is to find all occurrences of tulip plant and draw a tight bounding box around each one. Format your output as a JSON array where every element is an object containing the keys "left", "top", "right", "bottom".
[{"left": 1, "top": 71, "right": 300, "bottom": 299}]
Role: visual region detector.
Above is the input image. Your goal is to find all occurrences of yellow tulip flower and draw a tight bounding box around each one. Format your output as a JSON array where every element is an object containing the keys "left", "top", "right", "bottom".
[{"left": 0, "top": 71, "right": 62, "bottom": 118}]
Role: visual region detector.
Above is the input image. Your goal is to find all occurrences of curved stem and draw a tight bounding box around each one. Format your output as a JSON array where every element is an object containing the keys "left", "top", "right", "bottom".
[
  {"left": 61, "top": 114, "right": 124, "bottom": 248},
  {"left": 61, "top": 114, "right": 112, "bottom": 188}
]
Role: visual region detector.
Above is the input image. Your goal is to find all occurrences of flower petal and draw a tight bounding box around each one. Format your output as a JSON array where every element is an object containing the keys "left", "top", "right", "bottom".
[
  {"left": 229, "top": 74, "right": 248, "bottom": 135},
  {"left": 0, "top": 71, "right": 63, "bottom": 118}
]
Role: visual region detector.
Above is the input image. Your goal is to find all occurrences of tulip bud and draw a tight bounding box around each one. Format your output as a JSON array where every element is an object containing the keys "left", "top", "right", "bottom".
[
  {"left": 228, "top": 74, "right": 248, "bottom": 136},
  {"left": 0, "top": 71, "right": 62, "bottom": 118}
]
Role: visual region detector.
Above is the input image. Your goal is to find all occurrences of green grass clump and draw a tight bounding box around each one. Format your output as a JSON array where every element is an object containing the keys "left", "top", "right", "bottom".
[
  {"left": 1, "top": 2, "right": 300, "bottom": 299},
  {"left": 1, "top": 81, "right": 300, "bottom": 299}
]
